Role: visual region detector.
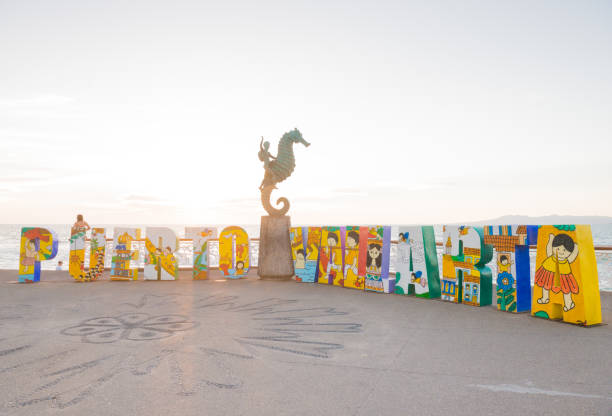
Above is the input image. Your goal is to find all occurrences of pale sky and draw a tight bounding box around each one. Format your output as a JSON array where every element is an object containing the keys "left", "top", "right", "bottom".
[{"left": 1, "top": 0, "right": 611, "bottom": 225}]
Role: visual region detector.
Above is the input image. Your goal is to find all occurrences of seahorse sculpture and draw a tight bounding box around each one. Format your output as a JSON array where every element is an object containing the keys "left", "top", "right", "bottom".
[{"left": 259, "top": 128, "right": 310, "bottom": 216}]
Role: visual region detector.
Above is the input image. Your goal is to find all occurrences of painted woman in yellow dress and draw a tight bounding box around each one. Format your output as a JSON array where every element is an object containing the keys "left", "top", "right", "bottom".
[{"left": 534, "top": 233, "right": 579, "bottom": 312}]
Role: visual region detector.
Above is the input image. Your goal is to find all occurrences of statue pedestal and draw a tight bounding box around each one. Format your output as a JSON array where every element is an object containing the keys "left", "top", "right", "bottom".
[{"left": 258, "top": 216, "right": 294, "bottom": 281}]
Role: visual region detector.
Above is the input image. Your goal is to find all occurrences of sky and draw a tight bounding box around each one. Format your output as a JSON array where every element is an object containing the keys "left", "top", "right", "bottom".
[{"left": 1, "top": 0, "right": 611, "bottom": 225}]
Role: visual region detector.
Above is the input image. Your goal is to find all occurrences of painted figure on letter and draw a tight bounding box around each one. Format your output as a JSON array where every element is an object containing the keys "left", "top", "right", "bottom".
[
  {"left": 343, "top": 230, "right": 363, "bottom": 288},
  {"left": 366, "top": 242, "right": 382, "bottom": 273},
  {"left": 534, "top": 233, "right": 579, "bottom": 312}
]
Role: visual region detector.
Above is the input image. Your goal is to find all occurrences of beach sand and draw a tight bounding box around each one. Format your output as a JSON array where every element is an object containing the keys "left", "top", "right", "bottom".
[{"left": 0, "top": 269, "right": 610, "bottom": 415}]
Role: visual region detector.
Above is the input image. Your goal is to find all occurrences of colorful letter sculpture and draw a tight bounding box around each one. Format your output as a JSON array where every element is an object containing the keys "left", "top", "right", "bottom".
[
  {"left": 69, "top": 225, "right": 87, "bottom": 280},
  {"left": 531, "top": 225, "right": 602, "bottom": 326},
  {"left": 304, "top": 227, "right": 322, "bottom": 282},
  {"left": 317, "top": 227, "right": 343, "bottom": 285},
  {"left": 110, "top": 227, "right": 141, "bottom": 281},
  {"left": 84, "top": 228, "right": 106, "bottom": 281},
  {"left": 484, "top": 225, "right": 536, "bottom": 313},
  {"left": 364, "top": 226, "right": 392, "bottom": 293},
  {"left": 291, "top": 226, "right": 321, "bottom": 282},
  {"left": 218, "top": 226, "right": 249, "bottom": 278},
  {"left": 343, "top": 226, "right": 368, "bottom": 290},
  {"left": 441, "top": 226, "right": 493, "bottom": 306},
  {"left": 18, "top": 227, "right": 58, "bottom": 283},
  {"left": 186, "top": 227, "right": 217, "bottom": 280},
  {"left": 394, "top": 226, "right": 441, "bottom": 298},
  {"left": 290, "top": 227, "right": 306, "bottom": 281},
  {"left": 332, "top": 227, "right": 347, "bottom": 287},
  {"left": 69, "top": 226, "right": 106, "bottom": 282},
  {"left": 291, "top": 227, "right": 322, "bottom": 283},
  {"left": 144, "top": 227, "right": 179, "bottom": 280}
]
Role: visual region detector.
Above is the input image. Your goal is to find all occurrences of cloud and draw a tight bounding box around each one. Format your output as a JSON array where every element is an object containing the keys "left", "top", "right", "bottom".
[
  {"left": 367, "top": 181, "right": 445, "bottom": 192},
  {"left": 0, "top": 128, "right": 59, "bottom": 142},
  {"left": 0, "top": 95, "right": 76, "bottom": 108},
  {"left": 124, "top": 194, "right": 165, "bottom": 202},
  {"left": 121, "top": 195, "right": 176, "bottom": 207},
  {"left": 0, "top": 172, "right": 101, "bottom": 193},
  {"left": 219, "top": 196, "right": 260, "bottom": 205},
  {"left": 0, "top": 95, "right": 82, "bottom": 119},
  {"left": 1, "top": 175, "right": 46, "bottom": 183},
  {"left": 330, "top": 187, "right": 369, "bottom": 197},
  {"left": 0, "top": 175, "right": 69, "bottom": 190},
  {"left": 211, "top": 197, "right": 261, "bottom": 211},
  {"left": 291, "top": 182, "right": 445, "bottom": 204}
]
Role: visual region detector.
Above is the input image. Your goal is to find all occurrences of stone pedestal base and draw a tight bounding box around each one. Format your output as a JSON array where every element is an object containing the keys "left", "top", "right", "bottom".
[{"left": 258, "top": 216, "right": 294, "bottom": 281}]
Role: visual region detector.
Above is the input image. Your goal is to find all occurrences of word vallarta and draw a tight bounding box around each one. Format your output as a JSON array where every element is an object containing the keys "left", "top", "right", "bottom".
[
  {"left": 19, "top": 224, "right": 602, "bottom": 326},
  {"left": 290, "top": 224, "right": 602, "bottom": 326}
]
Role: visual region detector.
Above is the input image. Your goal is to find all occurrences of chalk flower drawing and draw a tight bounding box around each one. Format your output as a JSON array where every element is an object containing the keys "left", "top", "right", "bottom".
[
  {"left": 61, "top": 313, "right": 198, "bottom": 343},
  {"left": 3, "top": 294, "right": 361, "bottom": 410}
]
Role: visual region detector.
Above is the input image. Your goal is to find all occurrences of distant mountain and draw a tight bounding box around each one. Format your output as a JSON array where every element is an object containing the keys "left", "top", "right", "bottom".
[{"left": 466, "top": 215, "right": 612, "bottom": 226}]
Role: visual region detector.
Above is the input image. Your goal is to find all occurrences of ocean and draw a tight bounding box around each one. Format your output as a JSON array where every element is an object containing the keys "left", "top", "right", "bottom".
[{"left": 3, "top": 224, "right": 612, "bottom": 291}]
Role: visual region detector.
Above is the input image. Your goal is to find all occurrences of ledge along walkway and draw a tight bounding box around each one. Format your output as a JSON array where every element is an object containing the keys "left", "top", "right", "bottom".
[{"left": 0, "top": 269, "right": 610, "bottom": 415}]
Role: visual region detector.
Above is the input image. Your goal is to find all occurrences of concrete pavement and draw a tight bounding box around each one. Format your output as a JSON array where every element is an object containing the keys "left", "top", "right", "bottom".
[{"left": 0, "top": 269, "right": 610, "bottom": 415}]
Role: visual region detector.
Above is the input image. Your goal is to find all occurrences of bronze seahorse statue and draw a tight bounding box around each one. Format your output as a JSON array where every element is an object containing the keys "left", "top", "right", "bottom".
[{"left": 258, "top": 128, "right": 310, "bottom": 216}]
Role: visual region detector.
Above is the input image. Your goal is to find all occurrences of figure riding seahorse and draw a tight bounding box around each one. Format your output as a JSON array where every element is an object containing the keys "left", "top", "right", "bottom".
[{"left": 259, "top": 128, "right": 310, "bottom": 216}]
